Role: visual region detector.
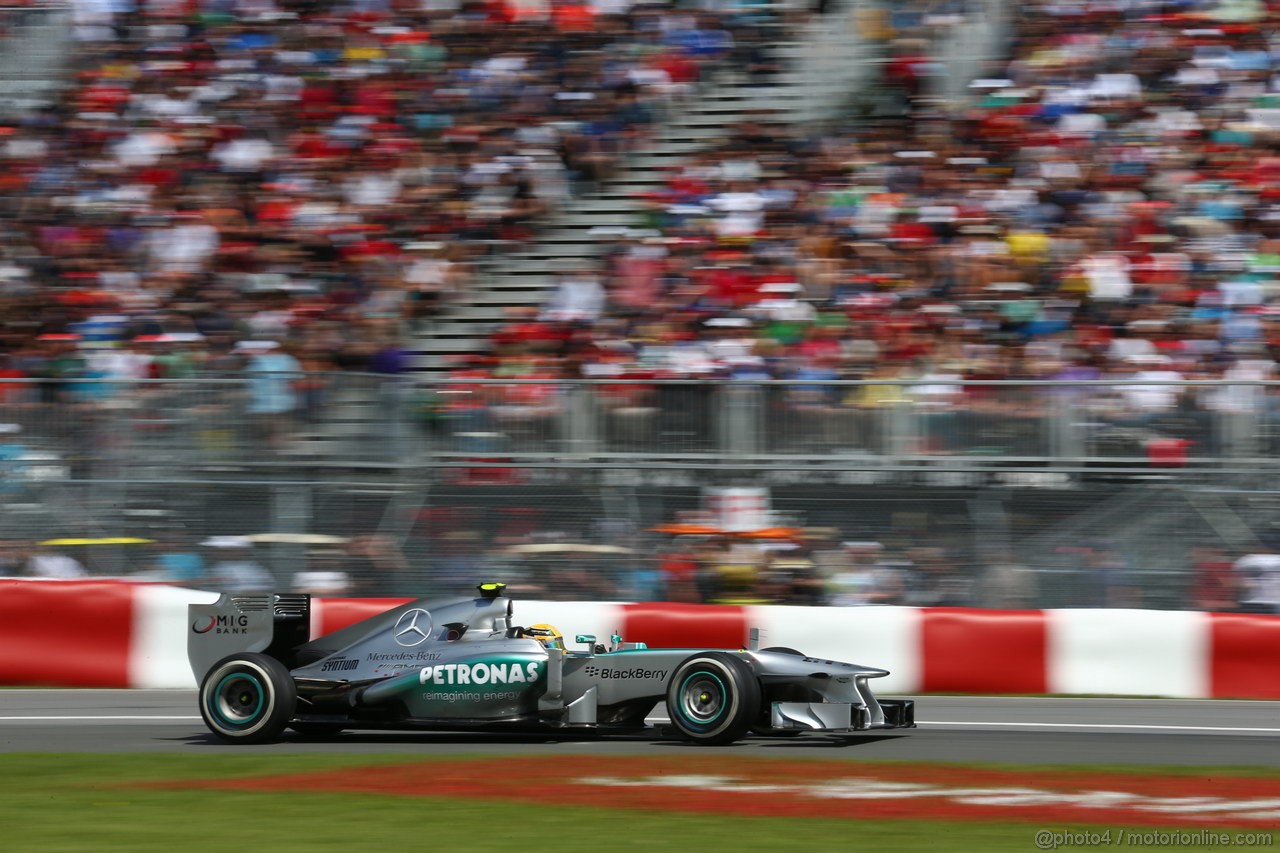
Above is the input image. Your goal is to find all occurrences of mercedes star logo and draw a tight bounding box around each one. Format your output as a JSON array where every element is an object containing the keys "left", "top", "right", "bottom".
[{"left": 393, "top": 608, "right": 433, "bottom": 647}]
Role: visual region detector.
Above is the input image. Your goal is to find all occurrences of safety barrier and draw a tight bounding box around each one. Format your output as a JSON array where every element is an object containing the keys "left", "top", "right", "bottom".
[
  {"left": 2, "top": 580, "right": 1278, "bottom": 698},
  {"left": 5, "top": 376, "right": 1280, "bottom": 473}
]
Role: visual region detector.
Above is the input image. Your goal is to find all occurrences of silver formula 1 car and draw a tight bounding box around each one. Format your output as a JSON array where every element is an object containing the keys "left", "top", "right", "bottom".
[{"left": 188, "top": 583, "right": 915, "bottom": 746}]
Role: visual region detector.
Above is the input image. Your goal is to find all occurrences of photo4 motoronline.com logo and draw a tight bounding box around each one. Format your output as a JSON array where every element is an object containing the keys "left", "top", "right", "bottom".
[{"left": 1035, "top": 829, "right": 1273, "bottom": 849}]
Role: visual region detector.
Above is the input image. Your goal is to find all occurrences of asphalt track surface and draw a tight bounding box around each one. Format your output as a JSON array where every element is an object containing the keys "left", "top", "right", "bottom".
[{"left": 2, "top": 691, "right": 1279, "bottom": 766}]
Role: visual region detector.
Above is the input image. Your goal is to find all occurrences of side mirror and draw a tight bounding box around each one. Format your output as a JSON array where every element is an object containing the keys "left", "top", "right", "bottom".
[{"left": 574, "top": 634, "right": 597, "bottom": 649}]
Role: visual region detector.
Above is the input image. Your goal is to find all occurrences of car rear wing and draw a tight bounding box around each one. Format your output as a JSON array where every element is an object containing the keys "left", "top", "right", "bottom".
[{"left": 188, "top": 593, "right": 310, "bottom": 683}]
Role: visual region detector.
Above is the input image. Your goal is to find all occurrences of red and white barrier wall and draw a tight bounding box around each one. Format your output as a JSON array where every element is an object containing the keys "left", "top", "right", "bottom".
[{"left": 3, "top": 580, "right": 1279, "bottom": 698}]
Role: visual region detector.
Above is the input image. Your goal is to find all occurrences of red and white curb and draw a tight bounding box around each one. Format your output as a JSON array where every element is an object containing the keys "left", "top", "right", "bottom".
[{"left": 2, "top": 580, "right": 1278, "bottom": 697}]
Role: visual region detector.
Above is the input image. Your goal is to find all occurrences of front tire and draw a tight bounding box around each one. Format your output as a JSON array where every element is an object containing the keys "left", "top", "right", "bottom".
[
  {"left": 199, "top": 653, "right": 296, "bottom": 744},
  {"left": 666, "top": 652, "right": 761, "bottom": 746}
]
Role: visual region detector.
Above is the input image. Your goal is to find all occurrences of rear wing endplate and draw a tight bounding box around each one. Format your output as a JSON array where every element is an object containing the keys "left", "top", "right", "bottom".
[{"left": 188, "top": 593, "right": 310, "bottom": 683}]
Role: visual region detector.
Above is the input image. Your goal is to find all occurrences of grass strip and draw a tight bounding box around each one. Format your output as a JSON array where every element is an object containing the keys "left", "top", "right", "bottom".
[{"left": 0, "top": 753, "right": 1273, "bottom": 853}]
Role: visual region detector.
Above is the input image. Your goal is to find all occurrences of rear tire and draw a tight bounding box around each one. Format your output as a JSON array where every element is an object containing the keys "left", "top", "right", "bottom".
[
  {"left": 666, "top": 652, "right": 760, "bottom": 746},
  {"left": 199, "top": 653, "right": 296, "bottom": 744}
]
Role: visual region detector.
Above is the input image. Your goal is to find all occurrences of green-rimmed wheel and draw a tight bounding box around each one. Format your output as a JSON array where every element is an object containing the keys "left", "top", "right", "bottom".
[
  {"left": 199, "top": 653, "right": 296, "bottom": 744},
  {"left": 666, "top": 652, "right": 760, "bottom": 746}
]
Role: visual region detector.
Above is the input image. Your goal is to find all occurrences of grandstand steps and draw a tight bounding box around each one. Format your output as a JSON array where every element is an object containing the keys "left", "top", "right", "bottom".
[
  {"left": 501, "top": 243, "right": 612, "bottom": 262},
  {"left": 453, "top": 279, "right": 558, "bottom": 306},
  {"left": 545, "top": 199, "right": 651, "bottom": 216},
  {"left": 445, "top": 300, "right": 544, "bottom": 320},
  {"left": 411, "top": 4, "right": 1006, "bottom": 375},
  {"left": 410, "top": 65, "right": 837, "bottom": 373},
  {"left": 626, "top": 138, "right": 715, "bottom": 156},
  {"left": 491, "top": 258, "right": 587, "bottom": 275},
  {"left": 0, "top": 7, "right": 73, "bottom": 113},
  {"left": 530, "top": 227, "right": 621, "bottom": 241},
  {"left": 413, "top": 336, "right": 493, "bottom": 353},
  {"left": 664, "top": 106, "right": 765, "bottom": 122}
]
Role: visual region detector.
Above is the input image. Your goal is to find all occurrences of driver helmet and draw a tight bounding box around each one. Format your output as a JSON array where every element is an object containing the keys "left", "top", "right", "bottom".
[{"left": 525, "top": 623, "right": 565, "bottom": 651}]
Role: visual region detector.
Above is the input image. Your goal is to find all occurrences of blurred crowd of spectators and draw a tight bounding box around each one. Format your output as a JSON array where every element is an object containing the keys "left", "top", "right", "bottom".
[
  {"left": 0, "top": 531, "right": 412, "bottom": 594},
  {"left": 0, "top": 0, "right": 777, "bottom": 382},
  {"left": 453, "top": 527, "right": 1280, "bottom": 613},
  {"left": 4, "top": 517, "right": 1277, "bottom": 614},
  {"left": 649, "top": 530, "right": 1280, "bottom": 612},
  {"left": 462, "top": 0, "right": 1280, "bottom": 458}
]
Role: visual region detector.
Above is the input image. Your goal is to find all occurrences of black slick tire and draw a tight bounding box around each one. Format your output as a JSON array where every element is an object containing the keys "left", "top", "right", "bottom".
[
  {"left": 666, "top": 652, "right": 761, "bottom": 746},
  {"left": 199, "top": 653, "right": 296, "bottom": 744}
]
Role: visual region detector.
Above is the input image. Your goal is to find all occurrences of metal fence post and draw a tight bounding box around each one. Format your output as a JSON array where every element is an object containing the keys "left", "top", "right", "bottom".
[
  {"left": 1050, "top": 389, "right": 1083, "bottom": 468},
  {"left": 561, "top": 383, "right": 599, "bottom": 457},
  {"left": 718, "top": 383, "right": 762, "bottom": 457},
  {"left": 1221, "top": 408, "right": 1257, "bottom": 461},
  {"left": 884, "top": 401, "right": 915, "bottom": 458},
  {"left": 269, "top": 480, "right": 312, "bottom": 585}
]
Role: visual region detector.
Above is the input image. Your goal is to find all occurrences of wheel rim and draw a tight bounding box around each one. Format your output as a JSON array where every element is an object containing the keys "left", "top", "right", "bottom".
[
  {"left": 677, "top": 671, "right": 727, "bottom": 725},
  {"left": 211, "top": 673, "right": 266, "bottom": 727}
]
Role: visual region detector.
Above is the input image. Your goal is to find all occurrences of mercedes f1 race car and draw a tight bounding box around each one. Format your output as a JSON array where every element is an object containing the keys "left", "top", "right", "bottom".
[{"left": 188, "top": 583, "right": 915, "bottom": 746}]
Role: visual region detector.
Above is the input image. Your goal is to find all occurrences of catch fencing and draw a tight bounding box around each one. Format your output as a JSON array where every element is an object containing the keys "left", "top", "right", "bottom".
[
  {"left": 3, "top": 376, "right": 1280, "bottom": 472},
  {"left": 2, "top": 376, "right": 1280, "bottom": 607}
]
